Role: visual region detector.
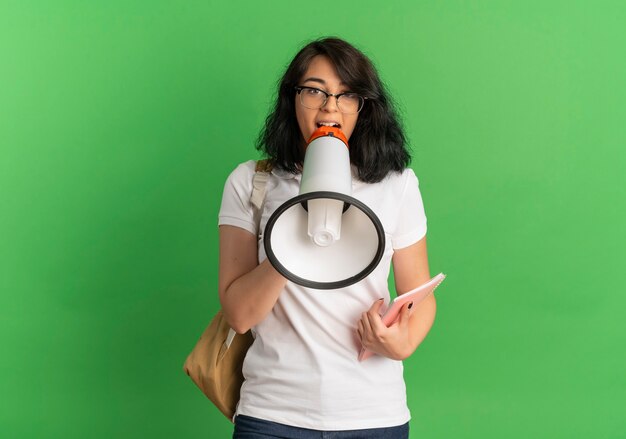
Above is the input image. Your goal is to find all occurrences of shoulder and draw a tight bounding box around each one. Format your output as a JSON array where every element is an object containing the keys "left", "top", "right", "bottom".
[
  {"left": 398, "top": 167, "right": 419, "bottom": 183},
  {"left": 226, "top": 160, "right": 257, "bottom": 185},
  {"left": 378, "top": 167, "right": 420, "bottom": 192},
  {"left": 224, "top": 159, "right": 268, "bottom": 194},
  {"left": 220, "top": 160, "right": 259, "bottom": 208},
  {"left": 219, "top": 160, "right": 260, "bottom": 231}
]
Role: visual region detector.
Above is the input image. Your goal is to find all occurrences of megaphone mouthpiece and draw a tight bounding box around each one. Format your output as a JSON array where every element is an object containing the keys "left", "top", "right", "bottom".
[{"left": 307, "top": 126, "right": 349, "bottom": 147}]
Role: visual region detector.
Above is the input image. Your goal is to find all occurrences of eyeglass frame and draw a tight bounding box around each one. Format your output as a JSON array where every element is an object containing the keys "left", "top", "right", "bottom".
[{"left": 294, "top": 86, "right": 368, "bottom": 114}]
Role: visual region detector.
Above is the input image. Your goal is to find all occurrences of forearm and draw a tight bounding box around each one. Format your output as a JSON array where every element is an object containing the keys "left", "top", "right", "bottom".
[
  {"left": 218, "top": 225, "right": 288, "bottom": 333},
  {"left": 389, "top": 237, "right": 435, "bottom": 360},
  {"left": 220, "top": 259, "right": 287, "bottom": 334},
  {"left": 404, "top": 294, "right": 437, "bottom": 359}
]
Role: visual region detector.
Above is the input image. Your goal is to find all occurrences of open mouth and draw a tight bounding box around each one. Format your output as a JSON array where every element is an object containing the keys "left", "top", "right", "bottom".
[{"left": 316, "top": 122, "right": 341, "bottom": 128}]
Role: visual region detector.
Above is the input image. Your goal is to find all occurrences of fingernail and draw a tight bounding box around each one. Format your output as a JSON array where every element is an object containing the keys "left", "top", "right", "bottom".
[{"left": 408, "top": 302, "right": 414, "bottom": 309}]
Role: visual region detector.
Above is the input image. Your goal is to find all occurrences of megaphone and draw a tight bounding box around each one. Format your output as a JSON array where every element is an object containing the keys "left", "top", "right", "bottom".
[{"left": 263, "top": 127, "right": 385, "bottom": 290}]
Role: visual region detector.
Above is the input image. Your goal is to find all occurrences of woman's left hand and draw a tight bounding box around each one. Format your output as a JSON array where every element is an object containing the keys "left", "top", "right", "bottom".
[{"left": 357, "top": 298, "right": 414, "bottom": 361}]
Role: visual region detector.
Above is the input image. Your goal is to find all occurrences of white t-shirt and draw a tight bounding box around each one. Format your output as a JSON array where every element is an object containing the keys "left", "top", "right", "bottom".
[{"left": 218, "top": 160, "right": 427, "bottom": 430}]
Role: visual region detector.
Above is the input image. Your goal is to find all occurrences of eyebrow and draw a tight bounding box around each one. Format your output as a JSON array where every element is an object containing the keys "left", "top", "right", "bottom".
[{"left": 302, "top": 77, "right": 347, "bottom": 87}]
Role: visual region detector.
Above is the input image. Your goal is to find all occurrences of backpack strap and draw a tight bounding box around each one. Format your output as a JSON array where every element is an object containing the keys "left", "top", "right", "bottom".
[
  {"left": 251, "top": 159, "right": 273, "bottom": 210},
  {"left": 255, "top": 159, "right": 273, "bottom": 173}
]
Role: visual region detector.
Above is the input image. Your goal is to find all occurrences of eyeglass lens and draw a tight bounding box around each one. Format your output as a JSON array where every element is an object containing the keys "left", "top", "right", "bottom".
[{"left": 299, "top": 88, "right": 363, "bottom": 114}]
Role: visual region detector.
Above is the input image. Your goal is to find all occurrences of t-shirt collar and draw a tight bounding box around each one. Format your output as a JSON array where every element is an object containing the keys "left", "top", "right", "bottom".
[{"left": 271, "top": 165, "right": 365, "bottom": 188}]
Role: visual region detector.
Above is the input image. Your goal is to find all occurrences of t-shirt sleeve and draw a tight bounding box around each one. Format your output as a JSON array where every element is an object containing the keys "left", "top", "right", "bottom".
[
  {"left": 218, "top": 161, "right": 257, "bottom": 235},
  {"left": 392, "top": 168, "right": 428, "bottom": 249}
]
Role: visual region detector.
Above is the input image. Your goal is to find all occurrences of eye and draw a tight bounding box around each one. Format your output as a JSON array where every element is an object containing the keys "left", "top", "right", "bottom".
[
  {"left": 304, "top": 87, "right": 323, "bottom": 96},
  {"left": 341, "top": 92, "right": 360, "bottom": 102}
]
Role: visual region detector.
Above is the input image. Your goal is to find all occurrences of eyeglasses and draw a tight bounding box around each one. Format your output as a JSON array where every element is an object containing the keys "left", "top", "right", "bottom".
[{"left": 294, "top": 86, "right": 366, "bottom": 114}]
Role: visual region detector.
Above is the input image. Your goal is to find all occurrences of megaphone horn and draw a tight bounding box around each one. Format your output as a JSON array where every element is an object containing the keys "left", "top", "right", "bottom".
[{"left": 264, "top": 127, "right": 386, "bottom": 290}]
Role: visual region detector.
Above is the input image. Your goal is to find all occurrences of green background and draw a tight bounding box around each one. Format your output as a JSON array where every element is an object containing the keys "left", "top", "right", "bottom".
[{"left": 1, "top": 1, "right": 625, "bottom": 437}]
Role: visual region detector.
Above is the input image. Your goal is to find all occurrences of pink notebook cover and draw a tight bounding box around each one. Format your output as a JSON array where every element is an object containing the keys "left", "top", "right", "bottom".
[{"left": 358, "top": 273, "right": 446, "bottom": 361}]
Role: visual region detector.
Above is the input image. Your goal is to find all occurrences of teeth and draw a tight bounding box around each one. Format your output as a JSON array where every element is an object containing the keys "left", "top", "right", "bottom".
[{"left": 317, "top": 122, "right": 339, "bottom": 127}]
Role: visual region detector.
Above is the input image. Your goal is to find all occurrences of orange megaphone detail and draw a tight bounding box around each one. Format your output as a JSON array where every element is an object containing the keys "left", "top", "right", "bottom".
[{"left": 306, "top": 126, "right": 349, "bottom": 149}]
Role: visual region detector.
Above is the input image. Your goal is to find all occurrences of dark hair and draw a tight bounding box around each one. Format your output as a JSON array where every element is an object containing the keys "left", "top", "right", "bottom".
[{"left": 256, "top": 37, "right": 410, "bottom": 183}]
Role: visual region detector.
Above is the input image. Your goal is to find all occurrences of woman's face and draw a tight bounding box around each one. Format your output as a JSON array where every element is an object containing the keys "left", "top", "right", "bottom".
[{"left": 295, "top": 55, "right": 359, "bottom": 144}]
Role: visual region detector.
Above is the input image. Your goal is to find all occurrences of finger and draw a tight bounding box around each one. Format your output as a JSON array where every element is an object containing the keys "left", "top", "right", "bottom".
[
  {"left": 368, "top": 297, "right": 385, "bottom": 313},
  {"left": 367, "top": 298, "right": 385, "bottom": 325},
  {"left": 357, "top": 319, "right": 364, "bottom": 336},
  {"left": 366, "top": 307, "right": 387, "bottom": 334},
  {"left": 361, "top": 312, "right": 373, "bottom": 335}
]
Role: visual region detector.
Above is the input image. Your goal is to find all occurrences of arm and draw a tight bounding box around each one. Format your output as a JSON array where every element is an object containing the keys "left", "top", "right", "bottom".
[
  {"left": 218, "top": 225, "right": 288, "bottom": 334},
  {"left": 357, "top": 236, "right": 437, "bottom": 360}
]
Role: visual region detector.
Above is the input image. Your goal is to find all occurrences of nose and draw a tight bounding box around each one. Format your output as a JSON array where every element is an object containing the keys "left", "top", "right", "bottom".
[{"left": 321, "top": 95, "right": 339, "bottom": 112}]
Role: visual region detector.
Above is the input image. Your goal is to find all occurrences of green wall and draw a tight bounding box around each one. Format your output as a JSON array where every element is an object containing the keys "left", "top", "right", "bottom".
[{"left": 1, "top": 1, "right": 624, "bottom": 437}]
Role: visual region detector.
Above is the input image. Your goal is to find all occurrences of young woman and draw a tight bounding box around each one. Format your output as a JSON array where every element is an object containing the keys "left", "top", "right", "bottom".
[{"left": 218, "top": 37, "right": 436, "bottom": 438}]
